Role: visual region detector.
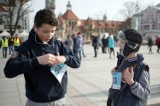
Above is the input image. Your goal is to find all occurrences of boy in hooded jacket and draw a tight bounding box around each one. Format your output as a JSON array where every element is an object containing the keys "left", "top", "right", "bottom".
[{"left": 4, "top": 9, "right": 80, "bottom": 106}]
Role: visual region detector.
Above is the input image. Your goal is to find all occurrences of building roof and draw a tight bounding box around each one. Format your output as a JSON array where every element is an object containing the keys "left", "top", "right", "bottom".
[
  {"left": 156, "top": 3, "right": 160, "bottom": 7},
  {"left": 80, "top": 19, "right": 123, "bottom": 29},
  {"left": 62, "top": 10, "right": 79, "bottom": 20},
  {"left": 133, "top": 11, "right": 144, "bottom": 17},
  {"left": 92, "top": 20, "right": 122, "bottom": 29},
  {"left": 153, "top": 3, "right": 160, "bottom": 10}
]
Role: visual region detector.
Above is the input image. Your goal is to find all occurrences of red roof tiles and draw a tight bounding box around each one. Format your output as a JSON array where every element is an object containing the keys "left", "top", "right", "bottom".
[{"left": 62, "top": 10, "right": 79, "bottom": 20}]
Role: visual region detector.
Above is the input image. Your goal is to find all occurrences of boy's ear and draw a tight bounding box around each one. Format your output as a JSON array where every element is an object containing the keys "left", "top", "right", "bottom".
[{"left": 33, "top": 25, "right": 37, "bottom": 32}]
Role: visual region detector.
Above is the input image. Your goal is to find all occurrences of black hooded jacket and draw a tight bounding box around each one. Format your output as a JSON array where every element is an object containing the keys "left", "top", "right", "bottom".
[{"left": 4, "top": 29, "right": 80, "bottom": 102}]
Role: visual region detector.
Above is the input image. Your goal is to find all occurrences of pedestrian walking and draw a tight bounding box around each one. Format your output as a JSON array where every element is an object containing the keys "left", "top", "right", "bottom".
[
  {"left": 8, "top": 36, "right": 14, "bottom": 54},
  {"left": 147, "top": 37, "right": 153, "bottom": 54},
  {"left": 4, "top": 9, "right": 80, "bottom": 106},
  {"left": 71, "top": 33, "right": 76, "bottom": 54},
  {"left": 91, "top": 35, "right": 99, "bottom": 57},
  {"left": 1, "top": 36, "right": 8, "bottom": 58},
  {"left": 13, "top": 34, "right": 21, "bottom": 50},
  {"left": 64, "top": 35, "right": 73, "bottom": 50},
  {"left": 101, "top": 35, "right": 108, "bottom": 53},
  {"left": 155, "top": 36, "right": 160, "bottom": 53},
  {"left": 74, "top": 32, "right": 83, "bottom": 61},
  {"left": 81, "top": 33, "right": 86, "bottom": 57},
  {"left": 108, "top": 35, "right": 115, "bottom": 59}
]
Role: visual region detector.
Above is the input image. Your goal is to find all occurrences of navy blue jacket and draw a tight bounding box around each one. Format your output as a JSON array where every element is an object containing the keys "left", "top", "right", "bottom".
[{"left": 4, "top": 29, "right": 80, "bottom": 102}]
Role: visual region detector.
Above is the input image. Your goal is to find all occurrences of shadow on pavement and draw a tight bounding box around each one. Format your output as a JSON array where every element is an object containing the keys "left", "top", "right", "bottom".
[{"left": 150, "top": 84, "right": 160, "bottom": 98}]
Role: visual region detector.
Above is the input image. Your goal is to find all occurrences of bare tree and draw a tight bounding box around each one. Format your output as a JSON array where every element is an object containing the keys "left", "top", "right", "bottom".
[
  {"left": 119, "top": 0, "right": 144, "bottom": 29},
  {"left": 0, "top": 0, "right": 32, "bottom": 36}
]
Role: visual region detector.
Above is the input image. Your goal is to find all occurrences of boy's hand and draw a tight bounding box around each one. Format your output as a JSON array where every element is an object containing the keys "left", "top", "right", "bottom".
[
  {"left": 37, "top": 53, "right": 56, "bottom": 65},
  {"left": 54, "top": 56, "right": 66, "bottom": 65},
  {"left": 123, "top": 67, "right": 135, "bottom": 85},
  {"left": 111, "top": 66, "right": 118, "bottom": 74}
]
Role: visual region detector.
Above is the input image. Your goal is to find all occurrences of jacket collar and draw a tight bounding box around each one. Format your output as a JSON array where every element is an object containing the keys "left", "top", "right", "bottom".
[
  {"left": 28, "top": 28, "right": 54, "bottom": 45},
  {"left": 126, "top": 54, "right": 144, "bottom": 63}
]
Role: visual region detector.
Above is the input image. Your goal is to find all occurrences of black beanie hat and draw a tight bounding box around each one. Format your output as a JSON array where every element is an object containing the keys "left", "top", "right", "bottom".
[
  {"left": 123, "top": 28, "right": 142, "bottom": 45},
  {"left": 122, "top": 29, "right": 143, "bottom": 56}
]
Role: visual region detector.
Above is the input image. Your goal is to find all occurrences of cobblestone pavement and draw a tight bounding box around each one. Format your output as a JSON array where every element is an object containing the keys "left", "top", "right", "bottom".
[{"left": 0, "top": 45, "right": 160, "bottom": 106}]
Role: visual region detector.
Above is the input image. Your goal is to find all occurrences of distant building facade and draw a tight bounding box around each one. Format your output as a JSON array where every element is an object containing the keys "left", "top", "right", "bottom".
[
  {"left": 57, "top": 1, "right": 123, "bottom": 41},
  {"left": 132, "top": 3, "right": 160, "bottom": 41}
]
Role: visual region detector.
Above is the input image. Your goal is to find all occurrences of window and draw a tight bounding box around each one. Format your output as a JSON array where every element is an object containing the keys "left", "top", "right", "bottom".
[
  {"left": 144, "top": 25, "right": 149, "bottom": 30},
  {"left": 96, "top": 29, "right": 99, "bottom": 32},
  {"left": 152, "top": 25, "right": 155, "bottom": 30},
  {"left": 69, "top": 21, "right": 71, "bottom": 25}
]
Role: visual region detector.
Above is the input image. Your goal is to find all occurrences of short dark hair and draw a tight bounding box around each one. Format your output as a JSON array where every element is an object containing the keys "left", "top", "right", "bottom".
[{"left": 34, "top": 9, "right": 59, "bottom": 28}]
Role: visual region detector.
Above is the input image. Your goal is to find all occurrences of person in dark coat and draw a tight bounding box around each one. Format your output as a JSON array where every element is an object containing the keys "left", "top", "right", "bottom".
[
  {"left": 4, "top": 9, "right": 80, "bottom": 106},
  {"left": 155, "top": 36, "right": 160, "bottom": 53},
  {"left": 147, "top": 37, "right": 153, "bottom": 54},
  {"left": 8, "top": 36, "right": 14, "bottom": 54},
  {"left": 101, "top": 35, "right": 107, "bottom": 53},
  {"left": 92, "top": 35, "right": 99, "bottom": 57}
]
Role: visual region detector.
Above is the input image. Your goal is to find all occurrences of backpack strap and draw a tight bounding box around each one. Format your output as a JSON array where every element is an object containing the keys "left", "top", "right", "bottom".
[{"left": 134, "top": 62, "right": 145, "bottom": 81}]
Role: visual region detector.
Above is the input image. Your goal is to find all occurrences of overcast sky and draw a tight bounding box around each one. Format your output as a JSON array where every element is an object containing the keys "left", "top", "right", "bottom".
[
  {"left": 55, "top": 0, "right": 160, "bottom": 20},
  {"left": 29, "top": 0, "right": 160, "bottom": 29}
]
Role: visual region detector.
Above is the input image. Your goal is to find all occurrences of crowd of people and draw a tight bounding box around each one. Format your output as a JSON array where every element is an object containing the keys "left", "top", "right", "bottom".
[
  {"left": 63, "top": 32, "right": 86, "bottom": 61},
  {"left": 91, "top": 34, "right": 117, "bottom": 58},
  {"left": 0, "top": 34, "right": 22, "bottom": 58}
]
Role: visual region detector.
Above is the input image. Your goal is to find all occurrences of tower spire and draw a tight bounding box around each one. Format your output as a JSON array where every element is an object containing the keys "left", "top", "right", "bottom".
[{"left": 67, "top": 1, "right": 72, "bottom": 10}]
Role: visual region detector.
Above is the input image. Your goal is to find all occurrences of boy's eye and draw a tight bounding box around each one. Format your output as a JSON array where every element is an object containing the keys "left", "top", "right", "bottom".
[
  {"left": 43, "top": 31, "right": 48, "bottom": 33},
  {"left": 51, "top": 31, "right": 55, "bottom": 33}
]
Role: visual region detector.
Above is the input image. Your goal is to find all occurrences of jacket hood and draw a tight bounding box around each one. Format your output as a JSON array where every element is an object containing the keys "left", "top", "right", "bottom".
[
  {"left": 127, "top": 54, "right": 144, "bottom": 63},
  {"left": 138, "top": 54, "right": 144, "bottom": 62}
]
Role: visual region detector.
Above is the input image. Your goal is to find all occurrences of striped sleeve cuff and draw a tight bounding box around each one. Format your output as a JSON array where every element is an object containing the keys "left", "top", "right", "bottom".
[{"left": 130, "top": 81, "right": 138, "bottom": 90}]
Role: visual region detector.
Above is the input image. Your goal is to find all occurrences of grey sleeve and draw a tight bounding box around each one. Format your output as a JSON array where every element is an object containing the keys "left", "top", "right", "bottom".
[{"left": 129, "top": 70, "right": 150, "bottom": 100}]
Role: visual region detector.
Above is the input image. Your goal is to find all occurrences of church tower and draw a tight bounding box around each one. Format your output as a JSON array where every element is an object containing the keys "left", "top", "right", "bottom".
[
  {"left": 103, "top": 14, "right": 107, "bottom": 21},
  {"left": 66, "top": 1, "right": 72, "bottom": 11}
]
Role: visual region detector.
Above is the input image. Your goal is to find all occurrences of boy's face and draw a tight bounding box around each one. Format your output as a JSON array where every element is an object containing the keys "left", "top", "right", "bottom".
[{"left": 35, "top": 24, "right": 56, "bottom": 42}]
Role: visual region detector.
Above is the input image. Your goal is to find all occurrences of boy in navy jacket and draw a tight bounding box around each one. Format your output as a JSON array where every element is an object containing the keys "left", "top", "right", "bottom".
[{"left": 4, "top": 9, "right": 80, "bottom": 106}]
